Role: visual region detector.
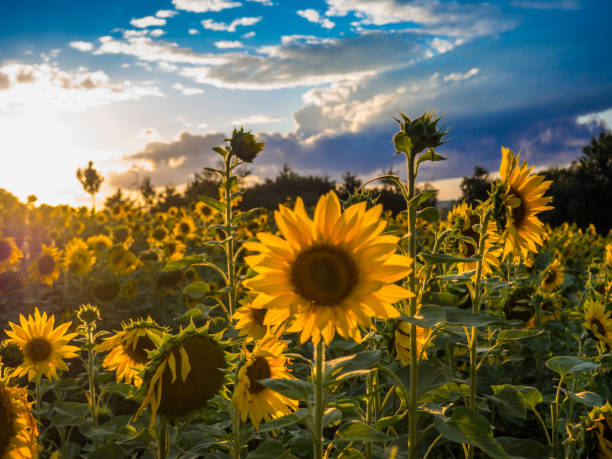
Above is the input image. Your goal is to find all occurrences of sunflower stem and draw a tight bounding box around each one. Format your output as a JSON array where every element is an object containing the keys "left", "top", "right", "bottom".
[
  {"left": 158, "top": 417, "right": 168, "bottom": 459},
  {"left": 312, "top": 340, "right": 326, "bottom": 459},
  {"left": 224, "top": 152, "right": 237, "bottom": 320},
  {"left": 231, "top": 403, "right": 242, "bottom": 459},
  {"left": 35, "top": 378, "right": 42, "bottom": 449},
  {"left": 86, "top": 323, "right": 98, "bottom": 426}
]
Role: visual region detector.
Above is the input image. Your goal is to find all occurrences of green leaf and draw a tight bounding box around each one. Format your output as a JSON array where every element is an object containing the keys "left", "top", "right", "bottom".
[
  {"left": 394, "top": 360, "right": 450, "bottom": 399},
  {"left": 259, "top": 409, "right": 309, "bottom": 432},
  {"left": 492, "top": 384, "right": 543, "bottom": 410},
  {"left": 546, "top": 356, "right": 600, "bottom": 378},
  {"left": 416, "top": 150, "right": 447, "bottom": 166},
  {"left": 443, "top": 307, "right": 510, "bottom": 327},
  {"left": 162, "top": 254, "right": 206, "bottom": 271},
  {"left": 88, "top": 445, "right": 125, "bottom": 459},
  {"left": 183, "top": 281, "right": 211, "bottom": 298},
  {"left": 393, "top": 132, "right": 413, "bottom": 154},
  {"left": 199, "top": 195, "right": 226, "bottom": 213},
  {"left": 246, "top": 440, "right": 285, "bottom": 459},
  {"left": 212, "top": 146, "right": 228, "bottom": 156},
  {"left": 487, "top": 385, "right": 527, "bottom": 419},
  {"left": 259, "top": 378, "right": 312, "bottom": 401},
  {"left": 335, "top": 421, "right": 388, "bottom": 443},
  {"left": 323, "top": 407, "right": 342, "bottom": 427},
  {"left": 325, "top": 351, "right": 381, "bottom": 382},
  {"left": 422, "top": 291, "right": 461, "bottom": 307},
  {"left": 419, "top": 252, "right": 479, "bottom": 265},
  {"left": 560, "top": 388, "right": 603, "bottom": 407},
  {"left": 417, "top": 207, "right": 439, "bottom": 222},
  {"left": 497, "top": 437, "right": 551, "bottom": 459},
  {"left": 407, "top": 190, "right": 437, "bottom": 209},
  {"left": 497, "top": 329, "right": 543, "bottom": 344},
  {"left": 232, "top": 208, "right": 263, "bottom": 224},
  {"left": 436, "top": 407, "right": 510, "bottom": 459},
  {"left": 399, "top": 305, "right": 446, "bottom": 328},
  {"left": 376, "top": 412, "right": 406, "bottom": 430}
]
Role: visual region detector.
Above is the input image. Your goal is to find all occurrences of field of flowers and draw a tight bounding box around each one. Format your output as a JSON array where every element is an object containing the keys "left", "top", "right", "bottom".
[{"left": 0, "top": 112, "right": 611, "bottom": 459}]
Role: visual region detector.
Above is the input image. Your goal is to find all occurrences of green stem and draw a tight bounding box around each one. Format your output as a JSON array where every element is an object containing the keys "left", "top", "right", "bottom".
[
  {"left": 552, "top": 375, "right": 565, "bottom": 458},
  {"left": 365, "top": 371, "right": 375, "bottom": 459},
  {"left": 232, "top": 404, "right": 241, "bottom": 459},
  {"left": 532, "top": 407, "right": 552, "bottom": 445},
  {"left": 423, "top": 434, "right": 443, "bottom": 459},
  {"left": 406, "top": 153, "right": 419, "bottom": 459},
  {"left": 158, "top": 418, "right": 168, "bottom": 459},
  {"left": 224, "top": 154, "right": 237, "bottom": 319},
  {"left": 86, "top": 324, "right": 98, "bottom": 426},
  {"left": 312, "top": 340, "right": 326, "bottom": 459}
]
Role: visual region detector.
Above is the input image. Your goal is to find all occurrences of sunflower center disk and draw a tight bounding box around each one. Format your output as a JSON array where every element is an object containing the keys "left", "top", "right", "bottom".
[
  {"left": 0, "top": 241, "right": 12, "bottom": 262},
  {"left": 291, "top": 244, "right": 358, "bottom": 306},
  {"left": 0, "top": 385, "right": 17, "bottom": 457},
  {"left": 509, "top": 189, "right": 527, "bottom": 228},
  {"left": 38, "top": 255, "right": 55, "bottom": 275},
  {"left": 124, "top": 335, "right": 155, "bottom": 364},
  {"left": 252, "top": 308, "right": 266, "bottom": 326},
  {"left": 544, "top": 270, "right": 557, "bottom": 285},
  {"left": 26, "top": 338, "right": 52, "bottom": 362},
  {"left": 246, "top": 356, "right": 271, "bottom": 394}
]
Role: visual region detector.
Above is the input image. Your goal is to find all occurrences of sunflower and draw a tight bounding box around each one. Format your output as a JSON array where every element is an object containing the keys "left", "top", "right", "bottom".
[
  {"left": 28, "top": 244, "right": 61, "bottom": 287},
  {"left": 244, "top": 191, "right": 414, "bottom": 345},
  {"left": 70, "top": 220, "right": 85, "bottom": 235},
  {"left": 136, "top": 323, "right": 227, "bottom": 428},
  {"left": 605, "top": 243, "right": 612, "bottom": 268},
  {"left": 233, "top": 305, "right": 268, "bottom": 340},
  {"left": 94, "top": 211, "right": 108, "bottom": 226},
  {"left": 0, "top": 237, "right": 23, "bottom": 273},
  {"left": 64, "top": 238, "right": 96, "bottom": 276},
  {"left": 6, "top": 307, "right": 79, "bottom": 381},
  {"left": 161, "top": 240, "right": 186, "bottom": 261},
  {"left": 147, "top": 226, "right": 169, "bottom": 247},
  {"left": 446, "top": 201, "right": 501, "bottom": 275},
  {"left": 95, "top": 317, "right": 167, "bottom": 386},
  {"left": 108, "top": 245, "right": 139, "bottom": 276},
  {"left": 394, "top": 320, "right": 430, "bottom": 365},
  {"left": 583, "top": 300, "right": 612, "bottom": 347},
  {"left": 497, "top": 147, "right": 553, "bottom": 259},
  {"left": 588, "top": 402, "right": 612, "bottom": 459},
  {"left": 87, "top": 234, "right": 113, "bottom": 256},
  {"left": 174, "top": 216, "right": 196, "bottom": 239},
  {"left": 540, "top": 259, "right": 565, "bottom": 292},
  {"left": 112, "top": 226, "right": 133, "bottom": 248},
  {"left": 0, "top": 382, "right": 37, "bottom": 459},
  {"left": 195, "top": 201, "right": 215, "bottom": 221},
  {"left": 233, "top": 337, "right": 298, "bottom": 429},
  {"left": 93, "top": 279, "right": 121, "bottom": 302},
  {"left": 0, "top": 272, "right": 24, "bottom": 297}
]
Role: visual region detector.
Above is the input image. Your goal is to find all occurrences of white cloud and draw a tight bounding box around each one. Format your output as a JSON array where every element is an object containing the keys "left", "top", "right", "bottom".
[
  {"left": 157, "top": 61, "right": 179, "bottom": 72},
  {"left": 197, "top": 122, "right": 209, "bottom": 128},
  {"left": 247, "top": 0, "right": 272, "bottom": 5},
  {"left": 201, "top": 16, "right": 261, "bottom": 32},
  {"left": 149, "top": 29, "right": 166, "bottom": 37},
  {"left": 511, "top": 0, "right": 579, "bottom": 9},
  {"left": 69, "top": 41, "right": 94, "bottom": 52},
  {"left": 130, "top": 16, "right": 167, "bottom": 28},
  {"left": 297, "top": 9, "right": 335, "bottom": 29},
  {"left": 242, "top": 31, "right": 256, "bottom": 38},
  {"left": 188, "top": 28, "right": 200, "bottom": 34},
  {"left": 231, "top": 114, "right": 282, "bottom": 125},
  {"left": 214, "top": 40, "right": 244, "bottom": 49},
  {"left": 172, "top": 82, "right": 205, "bottom": 95},
  {"left": 577, "top": 107, "right": 612, "bottom": 129},
  {"left": 156, "top": 9, "right": 179, "bottom": 18},
  {"left": 443, "top": 67, "right": 479, "bottom": 82},
  {"left": 172, "top": 0, "right": 241, "bottom": 13}
]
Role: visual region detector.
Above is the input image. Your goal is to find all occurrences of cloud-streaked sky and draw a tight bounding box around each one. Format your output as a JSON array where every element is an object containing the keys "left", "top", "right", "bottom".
[{"left": 1, "top": 0, "right": 610, "bottom": 206}]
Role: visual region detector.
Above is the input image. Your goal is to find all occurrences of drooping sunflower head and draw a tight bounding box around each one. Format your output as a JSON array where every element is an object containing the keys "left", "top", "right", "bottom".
[
  {"left": 136, "top": 322, "right": 228, "bottom": 427},
  {"left": 0, "top": 272, "right": 25, "bottom": 298},
  {"left": 64, "top": 238, "right": 96, "bottom": 276},
  {"left": 233, "top": 337, "right": 298, "bottom": 429},
  {"left": 0, "top": 382, "right": 38, "bottom": 459},
  {"left": 244, "top": 191, "right": 414, "bottom": 345},
  {"left": 95, "top": 317, "right": 167, "bottom": 386},
  {"left": 6, "top": 307, "right": 79, "bottom": 381},
  {"left": 497, "top": 147, "right": 553, "bottom": 259},
  {"left": 587, "top": 401, "right": 612, "bottom": 459},
  {"left": 93, "top": 279, "right": 121, "bottom": 302},
  {"left": 0, "top": 237, "right": 23, "bottom": 273},
  {"left": 583, "top": 300, "right": 612, "bottom": 348},
  {"left": 502, "top": 285, "right": 536, "bottom": 323},
  {"left": 233, "top": 304, "right": 268, "bottom": 340},
  {"left": 540, "top": 259, "right": 565, "bottom": 292},
  {"left": 28, "top": 244, "right": 61, "bottom": 287},
  {"left": 87, "top": 234, "right": 113, "bottom": 257},
  {"left": 393, "top": 320, "right": 430, "bottom": 366}
]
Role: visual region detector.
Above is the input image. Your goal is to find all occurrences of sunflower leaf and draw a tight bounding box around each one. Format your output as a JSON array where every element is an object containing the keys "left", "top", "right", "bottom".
[
  {"left": 198, "top": 195, "right": 227, "bottom": 213},
  {"left": 560, "top": 388, "right": 603, "bottom": 407},
  {"left": 162, "top": 254, "right": 207, "bottom": 271},
  {"left": 259, "top": 378, "right": 313, "bottom": 401},
  {"left": 546, "top": 356, "right": 600, "bottom": 378},
  {"left": 335, "top": 421, "right": 388, "bottom": 443}
]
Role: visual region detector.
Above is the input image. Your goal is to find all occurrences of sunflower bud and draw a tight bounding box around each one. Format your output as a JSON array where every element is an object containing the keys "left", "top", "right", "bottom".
[
  {"left": 393, "top": 110, "right": 449, "bottom": 157},
  {"left": 229, "top": 127, "right": 264, "bottom": 163},
  {"left": 77, "top": 303, "right": 101, "bottom": 325}
]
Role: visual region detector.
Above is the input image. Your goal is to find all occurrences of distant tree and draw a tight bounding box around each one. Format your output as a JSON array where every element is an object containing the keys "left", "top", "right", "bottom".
[
  {"left": 337, "top": 172, "right": 362, "bottom": 200},
  {"left": 154, "top": 185, "right": 185, "bottom": 212},
  {"left": 460, "top": 166, "right": 491, "bottom": 205},
  {"left": 183, "top": 169, "right": 223, "bottom": 204},
  {"left": 140, "top": 176, "right": 156, "bottom": 209},
  {"left": 76, "top": 160, "right": 104, "bottom": 210},
  {"left": 104, "top": 188, "right": 128, "bottom": 209}
]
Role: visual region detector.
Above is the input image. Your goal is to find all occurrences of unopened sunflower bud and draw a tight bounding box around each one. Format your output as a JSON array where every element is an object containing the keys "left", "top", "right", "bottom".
[
  {"left": 77, "top": 303, "right": 101, "bottom": 325},
  {"left": 393, "top": 110, "right": 449, "bottom": 156},
  {"left": 229, "top": 127, "right": 264, "bottom": 163}
]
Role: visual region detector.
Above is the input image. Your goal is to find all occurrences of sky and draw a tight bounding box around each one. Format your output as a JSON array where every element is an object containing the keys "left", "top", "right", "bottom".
[{"left": 0, "top": 0, "right": 610, "bottom": 206}]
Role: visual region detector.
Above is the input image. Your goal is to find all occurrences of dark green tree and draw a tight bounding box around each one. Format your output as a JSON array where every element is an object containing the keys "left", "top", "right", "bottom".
[
  {"left": 460, "top": 166, "right": 491, "bottom": 205},
  {"left": 139, "top": 176, "right": 156, "bottom": 209},
  {"left": 76, "top": 161, "right": 104, "bottom": 210}
]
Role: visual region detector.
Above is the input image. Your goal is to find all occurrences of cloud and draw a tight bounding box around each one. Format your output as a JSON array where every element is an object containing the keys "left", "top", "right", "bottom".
[
  {"left": 214, "top": 40, "right": 244, "bottom": 49},
  {"left": 0, "top": 72, "right": 9, "bottom": 90},
  {"left": 156, "top": 9, "right": 179, "bottom": 18},
  {"left": 172, "top": 82, "right": 205, "bottom": 95},
  {"left": 297, "top": 9, "right": 335, "bottom": 29},
  {"left": 443, "top": 67, "right": 479, "bottom": 82},
  {"left": 511, "top": 0, "right": 580, "bottom": 9},
  {"left": 242, "top": 31, "right": 256, "bottom": 38},
  {"left": 69, "top": 41, "right": 94, "bottom": 52},
  {"left": 0, "top": 61, "right": 163, "bottom": 114},
  {"left": 231, "top": 114, "right": 282, "bottom": 125},
  {"left": 150, "top": 29, "right": 166, "bottom": 37},
  {"left": 172, "top": 0, "right": 241, "bottom": 13},
  {"left": 201, "top": 16, "right": 261, "bottom": 32},
  {"left": 130, "top": 16, "right": 167, "bottom": 28},
  {"left": 188, "top": 28, "right": 199, "bottom": 34}
]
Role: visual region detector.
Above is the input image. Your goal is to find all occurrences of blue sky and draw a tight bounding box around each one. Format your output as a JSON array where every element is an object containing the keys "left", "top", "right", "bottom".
[{"left": 0, "top": 0, "right": 610, "bottom": 205}]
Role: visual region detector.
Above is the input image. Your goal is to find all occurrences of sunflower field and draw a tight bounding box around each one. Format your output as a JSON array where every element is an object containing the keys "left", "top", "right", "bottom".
[{"left": 0, "top": 113, "right": 611, "bottom": 459}]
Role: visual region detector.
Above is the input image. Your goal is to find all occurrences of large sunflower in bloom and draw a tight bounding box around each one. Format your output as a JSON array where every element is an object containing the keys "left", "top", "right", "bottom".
[
  {"left": 28, "top": 244, "right": 61, "bottom": 286},
  {"left": 6, "top": 307, "right": 79, "bottom": 381},
  {"left": 540, "top": 259, "right": 565, "bottom": 292},
  {"left": 233, "top": 337, "right": 298, "bottom": 429},
  {"left": 64, "top": 238, "right": 96, "bottom": 276},
  {"left": 244, "top": 191, "right": 413, "bottom": 345},
  {"left": 0, "top": 237, "right": 23, "bottom": 273},
  {"left": 497, "top": 147, "right": 552, "bottom": 258},
  {"left": 0, "top": 382, "right": 37, "bottom": 459},
  {"left": 233, "top": 304, "right": 268, "bottom": 340},
  {"left": 95, "top": 317, "right": 167, "bottom": 386},
  {"left": 583, "top": 300, "right": 612, "bottom": 348}
]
